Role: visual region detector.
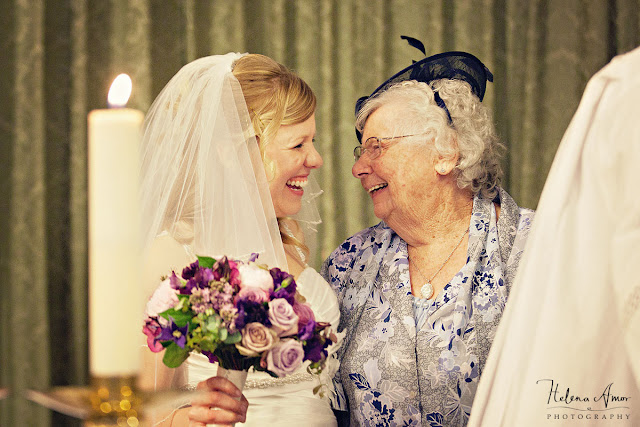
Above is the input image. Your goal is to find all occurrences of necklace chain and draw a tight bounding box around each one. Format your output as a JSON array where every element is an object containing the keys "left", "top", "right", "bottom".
[{"left": 409, "top": 227, "right": 469, "bottom": 298}]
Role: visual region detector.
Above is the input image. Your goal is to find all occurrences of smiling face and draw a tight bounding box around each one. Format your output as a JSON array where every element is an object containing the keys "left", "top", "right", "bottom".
[
  {"left": 263, "top": 113, "right": 322, "bottom": 217},
  {"left": 352, "top": 103, "right": 439, "bottom": 226}
]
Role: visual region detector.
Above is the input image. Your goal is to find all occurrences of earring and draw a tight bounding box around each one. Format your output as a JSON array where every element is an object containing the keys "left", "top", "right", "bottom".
[{"left": 440, "top": 167, "right": 446, "bottom": 174}]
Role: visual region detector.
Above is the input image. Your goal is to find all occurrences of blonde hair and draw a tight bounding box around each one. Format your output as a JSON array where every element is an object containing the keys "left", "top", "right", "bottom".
[
  {"left": 232, "top": 54, "right": 316, "bottom": 254},
  {"left": 232, "top": 54, "right": 316, "bottom": 153}
]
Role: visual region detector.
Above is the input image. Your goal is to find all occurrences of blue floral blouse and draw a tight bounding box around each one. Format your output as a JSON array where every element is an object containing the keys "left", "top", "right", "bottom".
[{"left": 322, "top": 188, "right": 534, "bottom": 426}]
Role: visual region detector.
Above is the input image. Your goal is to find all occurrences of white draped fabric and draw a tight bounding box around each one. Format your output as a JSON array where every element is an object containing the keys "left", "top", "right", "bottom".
[{"left": 469, "top": 47, "right": 640, "bottom": 426}]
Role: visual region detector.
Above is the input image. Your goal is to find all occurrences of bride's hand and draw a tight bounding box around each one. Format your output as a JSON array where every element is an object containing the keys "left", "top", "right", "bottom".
[{"left": 188, "top": 377, "right": 248, "bottom": 426}]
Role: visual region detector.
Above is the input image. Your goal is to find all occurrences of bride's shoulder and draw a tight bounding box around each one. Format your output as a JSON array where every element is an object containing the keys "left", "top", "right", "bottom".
[{"left": 297, "top": 267, "right": 338, "bottom": 304}]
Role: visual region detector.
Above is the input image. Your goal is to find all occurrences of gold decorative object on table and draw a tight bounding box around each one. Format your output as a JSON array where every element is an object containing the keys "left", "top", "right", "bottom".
[{"left": 27, "top": 375, "right": 198, "bottom": 427}]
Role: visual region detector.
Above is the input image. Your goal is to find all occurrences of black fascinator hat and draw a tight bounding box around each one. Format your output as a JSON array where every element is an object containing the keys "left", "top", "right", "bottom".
[{"left": 355, "top": 36, "right": 494, "bottom": 141}]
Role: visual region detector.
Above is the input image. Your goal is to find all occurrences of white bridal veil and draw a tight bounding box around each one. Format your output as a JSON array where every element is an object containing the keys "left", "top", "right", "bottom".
[{"left": 140, "top": 52, "right": 287, "bottom": 270}]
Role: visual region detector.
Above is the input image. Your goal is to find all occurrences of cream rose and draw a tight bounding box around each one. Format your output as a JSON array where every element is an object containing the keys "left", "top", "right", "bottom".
[{"left": 236, "top": 322, "right": 278, "bottom": 357}]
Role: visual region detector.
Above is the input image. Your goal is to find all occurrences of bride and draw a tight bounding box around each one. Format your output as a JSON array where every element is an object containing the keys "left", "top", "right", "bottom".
[{"left": 139, "top": 52, "right": 344, "bottom": 426}]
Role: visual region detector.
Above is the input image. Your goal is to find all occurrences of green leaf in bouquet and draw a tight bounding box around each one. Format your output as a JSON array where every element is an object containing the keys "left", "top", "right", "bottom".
[
  {"left": 198, "top": 338, "right": 217, "bottom": 353},
  {"left": 160, "top": 309, "right": 193, "bottom": 327},
  {"left": 175, "top": 296, "right": 188, "bottom": 310},
  {"left": 223, "top": 330, "right": 242, "bottom": 344},
  {"left": 162, "top": 342, "right": 190, "bottom": 368},
  {"left": 219, "top": 328, "right": 228, "bottom": 342},
  {"left": 197, "top": 255, "right": 215, "bottom": 269},
  {"left": 205, "top": 315, "right": 222, "bottom": 332}
]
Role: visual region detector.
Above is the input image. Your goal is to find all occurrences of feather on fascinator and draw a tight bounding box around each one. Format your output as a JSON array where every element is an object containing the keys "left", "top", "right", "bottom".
[{"left": 355, "top": 36, "right": 494, "bottom": 140}]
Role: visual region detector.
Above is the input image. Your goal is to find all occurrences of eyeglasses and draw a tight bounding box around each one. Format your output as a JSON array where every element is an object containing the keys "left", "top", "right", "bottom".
[{"left": 353, "top": 132, "right": 428, "bottom": 161}]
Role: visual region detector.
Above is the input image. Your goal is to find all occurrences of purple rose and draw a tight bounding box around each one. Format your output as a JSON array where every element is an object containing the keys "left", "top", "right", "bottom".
[
  {"left": 266, "top": 339, "right": 304, "bottom": 377},
  {"left": 268, "top": 299, "right": 299, "bottom": 337}
]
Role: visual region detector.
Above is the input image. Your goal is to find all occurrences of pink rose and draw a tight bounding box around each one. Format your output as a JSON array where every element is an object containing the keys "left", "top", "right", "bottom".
[
  {"left": 292, "top": 300, "right": 315, "bottom": 326},
  {"left": 266, "top": 339, "right": 304, "bottom": 377},
  {"left": 236, "top": 322, "right": 278, "bottom": 356},
  {"left": 268, "top": 298, "right": 299, "bottom": 336},
  {"left": 238, "top": 264, "right": 273, "bottom": 292},
  {"left": 144, "top": 278, "right": 179, "bottom": 323},
  {"left": 142, "top": 319, "right": 163, "bottom": 352},
  {"left": 293, "top": 300, "right": 316, "bottom": 340},
  {"left": 235, "top": 286, "right": 269, "bottom": 303},
  {"left": 227, "top": 259, "right": 241, "bottom": 287}
]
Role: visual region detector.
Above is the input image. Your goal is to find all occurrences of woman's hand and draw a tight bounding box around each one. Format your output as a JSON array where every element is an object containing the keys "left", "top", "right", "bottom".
[{"left": 187, "top": 376, "right": 248, "bottom": 426}]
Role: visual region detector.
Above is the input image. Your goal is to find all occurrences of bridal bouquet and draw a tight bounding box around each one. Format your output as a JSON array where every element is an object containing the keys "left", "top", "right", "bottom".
[{"left": 142, "top": 255, "right": 337, "bottom": 378}]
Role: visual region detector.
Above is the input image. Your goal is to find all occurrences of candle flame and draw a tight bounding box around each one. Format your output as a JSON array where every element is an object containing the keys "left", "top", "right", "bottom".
[{"left": 107, "top": 74, "right": 133, "bottom": 108}]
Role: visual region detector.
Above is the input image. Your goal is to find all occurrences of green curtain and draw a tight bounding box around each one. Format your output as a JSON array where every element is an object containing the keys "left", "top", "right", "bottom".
[{"left": 0, "top": 1, "right": 638, "bottom": 425}]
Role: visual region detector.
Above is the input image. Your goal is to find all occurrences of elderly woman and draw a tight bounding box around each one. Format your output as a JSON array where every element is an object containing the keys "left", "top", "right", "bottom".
[{"left": 322, "top": 49, "right": 535, "bottom": 426}]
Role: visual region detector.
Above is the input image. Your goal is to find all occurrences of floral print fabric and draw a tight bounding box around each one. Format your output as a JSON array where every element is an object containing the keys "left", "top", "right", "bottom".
[{"left": 322, "top": 188, "right": 534, "bottom": 426}]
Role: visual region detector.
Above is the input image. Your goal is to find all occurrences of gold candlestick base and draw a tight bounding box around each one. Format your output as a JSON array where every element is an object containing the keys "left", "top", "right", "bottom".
[
  {"left": 27, "top": 375, "right": 199, "bottom": 426},
  {"left": 85, "top": 376, "right": 141, "bottom": 426}
]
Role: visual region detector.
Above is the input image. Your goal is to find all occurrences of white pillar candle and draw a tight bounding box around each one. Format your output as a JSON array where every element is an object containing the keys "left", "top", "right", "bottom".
[{"left": 88, "top": 74, "right": 143, "bottom": 376}]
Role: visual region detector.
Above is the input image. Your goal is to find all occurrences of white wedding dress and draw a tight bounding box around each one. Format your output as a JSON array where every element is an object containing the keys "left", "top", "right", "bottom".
[{"left": 181, "top": 266, "right": 340, "bottom": 427}]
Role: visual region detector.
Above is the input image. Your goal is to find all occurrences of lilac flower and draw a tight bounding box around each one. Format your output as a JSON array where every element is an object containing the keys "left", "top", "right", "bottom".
[
  {"left": 189, "top": 288, "right": 213, "bottom": 314},
  {"left": 182, "top": 260, "right": 200, "bottom": 280},
  {"left": 219, "top": 303, "right": 239, "bottom": 333},
  {"left": 158, "top": 317, "right": 189, "bottom": 348},
  {"left": 211, "top": 282, "right": 234, "bottom": 311}
]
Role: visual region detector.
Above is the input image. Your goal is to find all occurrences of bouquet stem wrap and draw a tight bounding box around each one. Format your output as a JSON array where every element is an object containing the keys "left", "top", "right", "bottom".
[{"left": 213, "top": 366, "right": 248, "bottom": 427}]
